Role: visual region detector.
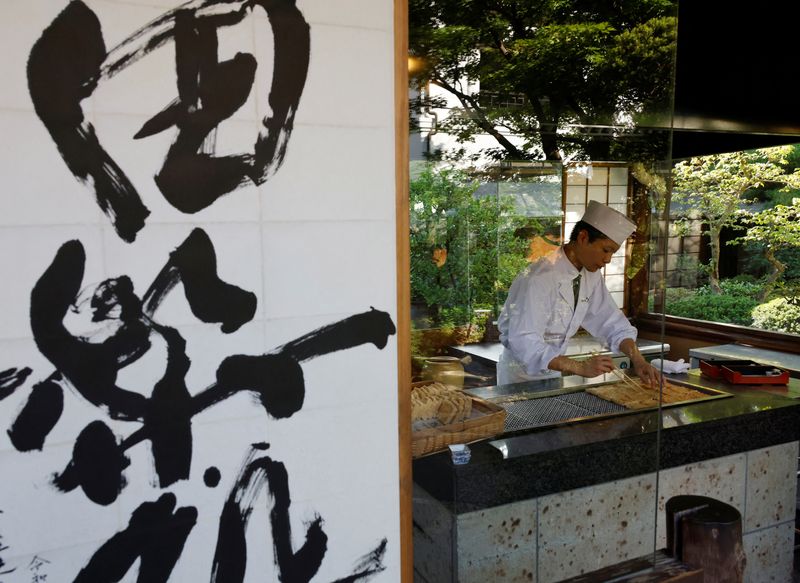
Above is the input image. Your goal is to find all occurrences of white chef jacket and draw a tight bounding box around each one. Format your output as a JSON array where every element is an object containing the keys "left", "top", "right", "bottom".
[{"left": 496, "top": 247, "right": 637, "bottom": 384}]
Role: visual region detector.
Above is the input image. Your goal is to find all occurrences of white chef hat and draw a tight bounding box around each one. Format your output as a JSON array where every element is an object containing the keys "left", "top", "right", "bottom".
[{"left": 581, "top": 200, "right": 636, "bottom": 245}]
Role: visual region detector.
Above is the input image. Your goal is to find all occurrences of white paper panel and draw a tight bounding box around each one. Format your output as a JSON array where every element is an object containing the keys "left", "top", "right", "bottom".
[{"left": 0, "top": 1, "right": 400, "bottom": 581}]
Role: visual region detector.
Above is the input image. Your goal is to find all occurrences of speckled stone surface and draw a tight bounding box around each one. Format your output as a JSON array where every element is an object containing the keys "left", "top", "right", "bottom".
[
  {"left": 743, "top": 521, "right": 795, "bottom": 583},
  {"left": 537, "top": 475, "right": 658, "bottom": 581},
  {"left": 414, "top": 441, "right": 798, "bottom": 583},
  {"left": 744, "top": 441, "right": 799, "bottom": 531},
  {"left": 457, "top": 499, "right": 537, "bottom": 567},
  {"left": 459, "top": 556, "right": 538, "bottom": 583},
  {"left": 655, "top": 453, "right": 747, "bottom": 548}
]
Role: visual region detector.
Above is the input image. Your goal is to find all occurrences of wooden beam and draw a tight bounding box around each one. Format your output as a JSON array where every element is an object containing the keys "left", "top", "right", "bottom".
[{"left": 394, "top": 0, "right": 412, "bottom": 580}]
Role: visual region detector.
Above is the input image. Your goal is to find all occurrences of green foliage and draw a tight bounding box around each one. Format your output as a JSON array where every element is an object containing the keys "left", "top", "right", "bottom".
[
  {"left": 735, "top": 198, "right": 800, "bottom": 249},
  {"left": 752, "top": 298, "right": 800, "bottom": 335},
  {"left": 662, "top": 275, "right": 800, "bottom": 334},
  {"left": 409, "top": 0, "right": 677, "bottom": 161},
  {"left": 775, "top": 143, "right": 800, "bottom": 174},
  {"left": 777, "top": 247, "right": 800, "bottom": 281},
  {"left": 754, "top": 187, "right": 798, "bottom": 206},
  {"left": 410, "top": 166, "right": 531, "bottom": 328},
  {"left": 731, "top": 198, "right": 800, "bottom": 299},
  {"left": 714, "top": 277, "right": 765, "bottom": 297},
  {"left": 665, "top": 294, "right": 758, "bottom": 326},
  {"left": 663, "top": 279, "right": 762, "bottom": 325}
]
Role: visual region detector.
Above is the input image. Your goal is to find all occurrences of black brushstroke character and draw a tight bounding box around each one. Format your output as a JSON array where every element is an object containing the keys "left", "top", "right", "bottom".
[
  {"left": 28, "top": 0, "right": 310, "bottom": 241},
  {"left": 330, "top": 538, "right": 388, "bottom": 583},
  {"left": 9, "top": 228, "right": 258, "bottom": 454},
  {"left": 0, "top": 510, "right": 17, "bottom": 576},
  {"left": 0, "top": 367, "right": 32, "bottom": 402},
  {"left": 27, "top": 555, "right": 51, "bottom": 583},
  {"left": 16, "top": 231, "right": 254, "bottom": 499},
  {"left": 133, "top": 0, "right": 310, "bottom": 213},
  {"left": 7, "top": 372, "right": 64, "bottom": 452},
  {"left": 210, "top": 444, "right": 387, "bottom": 583},
  {"left": 73, "top": 493, "right": 197, "bottom": 583},
  {"left": 17, "top": 237, "right": 395, "bottom": 508},
  {"left": 211, "top": 443, "right": 327, "bottom": 582},
  {"left": 27, "top": 1, "right": 150, "bottom": 243}
]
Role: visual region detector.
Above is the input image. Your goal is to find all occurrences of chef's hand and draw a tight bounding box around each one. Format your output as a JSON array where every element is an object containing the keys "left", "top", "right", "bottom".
[
  {"left": 632, "top": 357, "right": 660, "bottom": 388},
  {"left": 578, "top": 354, "right": 616, "bottom": 378}
]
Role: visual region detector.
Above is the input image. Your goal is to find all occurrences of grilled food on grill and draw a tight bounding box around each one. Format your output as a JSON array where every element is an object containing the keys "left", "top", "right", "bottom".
[{"left": 586, "top": 379, "right": 705, "bottom": 410}]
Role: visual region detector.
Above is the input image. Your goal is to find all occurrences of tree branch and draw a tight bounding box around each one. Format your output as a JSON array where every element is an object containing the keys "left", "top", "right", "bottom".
[{"left": 433, "top": 76, "right": 530, "bottom": 159}]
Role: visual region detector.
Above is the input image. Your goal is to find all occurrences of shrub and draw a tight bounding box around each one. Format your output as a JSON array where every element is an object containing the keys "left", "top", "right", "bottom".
[
  {"left": 664, "top": 286, "right": 700, "bottom": 303},
  {"left": 665, "top": 292, "right": 758, "bottom": 325},
  {"left": 717, "top": 277, "right": 766, "bottom": 297},
  {"left": 751, "top": 298, "right": 800, "bottom": 334}
]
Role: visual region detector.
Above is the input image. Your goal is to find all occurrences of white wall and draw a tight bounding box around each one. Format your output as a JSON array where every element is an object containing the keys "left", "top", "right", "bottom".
[{"left": 0, "top": 1, "right": 400, "bottom": 581}]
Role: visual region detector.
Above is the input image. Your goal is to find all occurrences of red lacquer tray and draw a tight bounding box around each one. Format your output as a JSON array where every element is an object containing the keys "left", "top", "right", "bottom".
[
  {"left": 699, "top": 359, "right": 754, "bottom": 379},
  {"left": 700, "top": 359, "right": 789, "bottom": 385}
]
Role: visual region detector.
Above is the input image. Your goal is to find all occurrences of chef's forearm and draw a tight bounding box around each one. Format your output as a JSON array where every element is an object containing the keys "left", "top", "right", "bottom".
[
  {"left": 619, "top": 338, "right": 647, "bottom": 367},
  {"left": 508, "top": 334, "right": 562, "bottom": 377},
  {"left": 548, "top": 354, "right": 582, "bottom": 375}
]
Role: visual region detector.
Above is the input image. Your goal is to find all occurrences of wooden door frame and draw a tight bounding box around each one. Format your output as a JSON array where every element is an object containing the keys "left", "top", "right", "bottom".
[{"left": 394, "top": 0, "right": 412, "bottom": 580}]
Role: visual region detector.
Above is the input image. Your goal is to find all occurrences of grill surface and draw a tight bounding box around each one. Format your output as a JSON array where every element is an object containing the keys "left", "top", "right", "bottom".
[
  {"left": 557, "top": 391, "right": 627, "bottom": 414},
  {"left": 500, "top": 392, "right": 627, "bottom": 432}
]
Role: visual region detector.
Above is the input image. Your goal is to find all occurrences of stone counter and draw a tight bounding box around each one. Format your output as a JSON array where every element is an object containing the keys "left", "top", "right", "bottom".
[{"left": 413, "top": 372, "right": 800, "bottom": 582}]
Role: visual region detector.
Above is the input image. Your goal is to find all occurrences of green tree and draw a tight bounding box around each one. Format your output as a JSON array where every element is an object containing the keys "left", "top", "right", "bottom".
[
  {"left": 409, "top": 0, "right": 677, "bottom": 162},
  {"left": 671, "top": 148, "right": 800, "bottom": 294},
  {"left": 731, "top": 199, "right": 800, "bottom": 301},
  {"left": 410, "top": 166, "right": 531, "bottom": 327}
]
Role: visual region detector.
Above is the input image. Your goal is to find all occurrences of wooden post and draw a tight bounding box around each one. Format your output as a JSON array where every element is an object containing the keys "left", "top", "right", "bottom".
[{"left": 665, "top": 495, "right": 745, "bottom": 583}]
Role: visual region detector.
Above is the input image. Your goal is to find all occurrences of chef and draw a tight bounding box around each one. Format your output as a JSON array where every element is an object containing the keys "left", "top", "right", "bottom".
[{"left": 497, "top": 200, "right": 660, "bottom": 386}]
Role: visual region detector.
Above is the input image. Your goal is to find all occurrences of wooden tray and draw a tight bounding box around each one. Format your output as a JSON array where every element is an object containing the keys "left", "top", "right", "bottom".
[{"left": 411, "top": 382, "right": 506, "bottom": 458}]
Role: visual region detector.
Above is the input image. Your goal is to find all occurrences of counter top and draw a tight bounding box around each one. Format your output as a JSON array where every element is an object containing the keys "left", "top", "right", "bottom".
[{"left": 412, "top": 370, "right": 800, "bottom": 514}]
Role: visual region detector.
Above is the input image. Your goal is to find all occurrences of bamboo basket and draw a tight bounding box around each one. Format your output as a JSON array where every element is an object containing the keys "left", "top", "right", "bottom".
[{"left": 411, "top": 381, "right": 507, "bottom": 459}]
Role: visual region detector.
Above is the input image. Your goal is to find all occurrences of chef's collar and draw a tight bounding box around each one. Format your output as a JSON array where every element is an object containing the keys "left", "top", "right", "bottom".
[{"left": 559, "top": 247, "right": 582, "bottom": 277}]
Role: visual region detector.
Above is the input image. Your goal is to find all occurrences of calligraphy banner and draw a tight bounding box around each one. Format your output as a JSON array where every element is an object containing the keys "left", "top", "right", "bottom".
[{"left": 0, "top": 1, "right": 399, "bottom": 581}]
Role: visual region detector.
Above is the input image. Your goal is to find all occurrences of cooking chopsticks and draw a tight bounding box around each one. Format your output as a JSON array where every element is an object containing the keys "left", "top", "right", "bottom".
[
  {"left": 609, "top": 366, "right": 644, "bottom": 391},
  {"left": 590, "top": 351, "right": 645, "bottom": 391}
]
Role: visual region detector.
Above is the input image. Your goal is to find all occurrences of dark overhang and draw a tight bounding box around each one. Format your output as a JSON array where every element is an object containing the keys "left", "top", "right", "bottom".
[{"left": 672, "top": 1, "right": 800, "bottom": 158}]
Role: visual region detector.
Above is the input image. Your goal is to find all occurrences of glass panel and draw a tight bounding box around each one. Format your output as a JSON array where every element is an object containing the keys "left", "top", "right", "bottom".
[
  {"left": 588, "top": 166, "right": 609, "bottom": 185},
  {"left": 565, "top": 203, "right": 586, "bottom": 223},
  {"left": 606, "top": 255, "right": 626, "bottom": 275},
  {"left": 609, "top": 290, "right": 625, "bottom": 306},
  {"left": 609, "top": 166, "right": 629, "bottom": 185},
  {"left": 566, "top": 184, "right": 586, "bottom": 204},
  {"left": 587, "top": 185, "right": 608, "bottom": 203},
  {"left": 408, "top": 163, "right": 475, "bottom": 337},
  {"left": 605, "top": 273, "right": 625, "bottom": 293},
  {"left": 662, "top": 145, "right": 800, "bottom": 334},
  {"left": 566, "top": 168, "right": 589, "bottom": 185},
  {"left": 608, "top": 184, "right": 628, "bottom": 204},
  {"left": 408, "top": 0, "right": 678, "bottom": 578}
]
